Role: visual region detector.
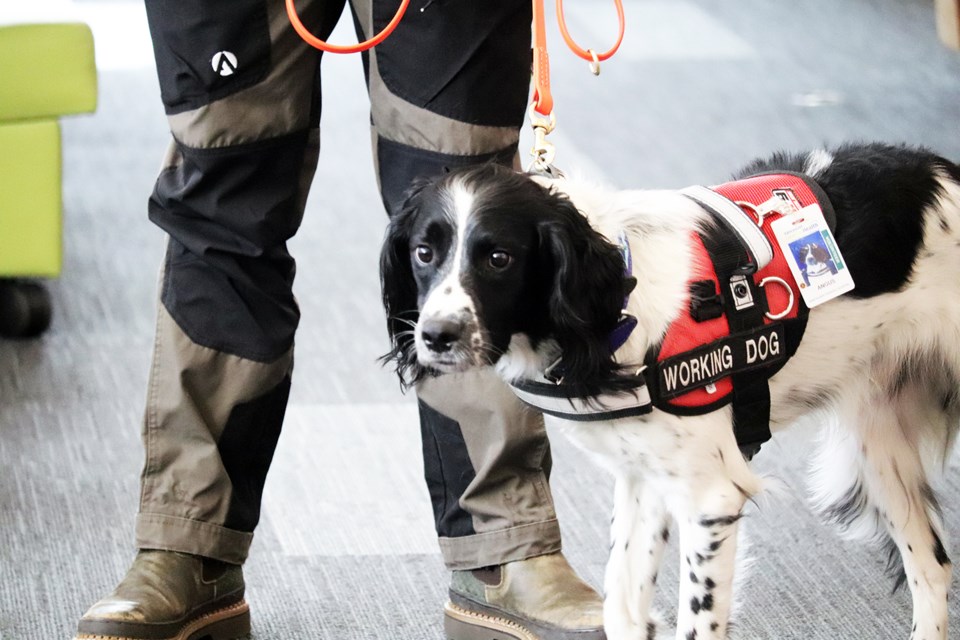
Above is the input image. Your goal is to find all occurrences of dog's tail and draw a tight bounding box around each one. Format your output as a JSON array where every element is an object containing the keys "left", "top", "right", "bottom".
[{"left": 808, "top": 388, "right": 956, "bottom": 591}]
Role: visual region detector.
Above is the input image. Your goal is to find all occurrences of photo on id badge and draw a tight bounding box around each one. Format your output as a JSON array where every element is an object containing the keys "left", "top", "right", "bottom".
[
  {"left": 790, "top": 232, "right": 839, "bottom": 286},
  {"left": 771, "top": 204, "right": 854, "bottom": 308}
]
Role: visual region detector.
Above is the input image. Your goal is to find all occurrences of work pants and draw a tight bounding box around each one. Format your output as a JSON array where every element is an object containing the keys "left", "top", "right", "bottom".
[{"left": 136, "top": 0, "right": 561, "bottom": 569}]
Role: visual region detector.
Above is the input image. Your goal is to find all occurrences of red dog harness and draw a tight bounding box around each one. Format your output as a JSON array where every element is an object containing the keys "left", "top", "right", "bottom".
[
  {"left": 510, "top": 173, "right": 836, "bottom": 457},
  {"left": 651, "top": 173, "right": 834, "bottom": 454}
]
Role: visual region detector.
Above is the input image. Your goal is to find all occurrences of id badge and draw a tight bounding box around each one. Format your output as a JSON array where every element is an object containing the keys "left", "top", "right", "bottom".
[{"left": 770, "top": 205, "right": 855, "bottom": 307}]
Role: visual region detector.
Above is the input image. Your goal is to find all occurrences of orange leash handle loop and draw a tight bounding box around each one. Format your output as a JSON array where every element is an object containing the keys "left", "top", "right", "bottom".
[
  {"left": 286, "top": 0, "right": 410, "bottom": 54},
  {"left": 556, "top": 0, "right": 625, "bottom": 62},
  {"left": 531, "top": 0, "right": 553, "bottom": 117}
]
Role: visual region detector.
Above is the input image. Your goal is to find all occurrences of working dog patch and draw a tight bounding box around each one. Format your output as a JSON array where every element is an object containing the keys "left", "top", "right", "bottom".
[{"left": 656, "top": 323, "right": 785, "bottom": 399}]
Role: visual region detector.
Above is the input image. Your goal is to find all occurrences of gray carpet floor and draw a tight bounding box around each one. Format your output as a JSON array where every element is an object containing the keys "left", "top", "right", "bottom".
[{"left": 2, "top": 0, "right": 960, "bottom": 638}]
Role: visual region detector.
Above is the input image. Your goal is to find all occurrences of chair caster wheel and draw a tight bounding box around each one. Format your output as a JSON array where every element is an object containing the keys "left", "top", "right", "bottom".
[{"left": 0, "top": 280, "right": 52, "bottom": 338}]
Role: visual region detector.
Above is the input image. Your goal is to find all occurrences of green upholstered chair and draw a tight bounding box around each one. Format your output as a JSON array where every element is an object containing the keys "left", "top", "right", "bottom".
[{"left": 0, "top": 22, "right": 97, "bottom": 337}]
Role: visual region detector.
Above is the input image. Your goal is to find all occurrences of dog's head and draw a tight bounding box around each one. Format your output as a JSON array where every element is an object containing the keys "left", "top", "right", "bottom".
[
  {"left": 799, "top": 242, "right": 831, "bottom": 267},
  {"left": 379, "top": 164, "right": 632, "bottom": 394}
]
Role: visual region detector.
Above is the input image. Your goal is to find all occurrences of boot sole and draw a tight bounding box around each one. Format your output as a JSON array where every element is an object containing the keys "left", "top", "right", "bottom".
[
  {"left": 75, "top": 599, "right": 250, "bottom": 640},
  {"left": 444, "top": 601, "right": 539, "bottom": 640}
]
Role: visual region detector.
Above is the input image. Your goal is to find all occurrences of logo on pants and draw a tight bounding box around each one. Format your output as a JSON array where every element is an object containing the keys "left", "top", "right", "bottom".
[{"left": 212, "top": 51, "right": 238, "bottom": 77}]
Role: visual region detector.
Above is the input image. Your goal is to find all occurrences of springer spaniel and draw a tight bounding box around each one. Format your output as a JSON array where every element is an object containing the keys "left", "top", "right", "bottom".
[{"left": 379, "top": 143, "right": 960, "bottom": 639}]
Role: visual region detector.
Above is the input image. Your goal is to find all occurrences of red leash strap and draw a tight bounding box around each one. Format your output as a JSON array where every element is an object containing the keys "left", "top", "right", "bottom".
[{"left": 286, "top": 0, "right": 410, "bottom": 54}]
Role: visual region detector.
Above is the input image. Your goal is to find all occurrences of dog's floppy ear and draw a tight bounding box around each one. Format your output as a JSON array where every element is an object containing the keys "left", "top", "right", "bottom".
[
  {"left": 379, "top": 177, "right": 431, "bottom": 387},
  {"left": 536, "top": 192, "right": 631, "bottom": 395}
]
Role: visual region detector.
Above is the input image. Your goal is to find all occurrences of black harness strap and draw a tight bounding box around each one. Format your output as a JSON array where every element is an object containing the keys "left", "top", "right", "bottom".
[{"left": 697, "top": 223, "right": 773, "bottom": 457}]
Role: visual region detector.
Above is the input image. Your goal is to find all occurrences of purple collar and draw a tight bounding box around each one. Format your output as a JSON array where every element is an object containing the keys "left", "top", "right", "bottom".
[{"left": 609, "top": 230, "right": 637, "bottom": 353}]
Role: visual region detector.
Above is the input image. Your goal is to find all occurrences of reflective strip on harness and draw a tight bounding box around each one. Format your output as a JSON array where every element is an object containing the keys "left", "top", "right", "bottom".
[
  {"left": 508, "top": 322, "right": 787, "bottom": 422},
  {"left": 510, "top": 378, "right": 652, "bottom": 422},
  {"left": 680, "top": 185, "right": 774, "bottom": 269}
]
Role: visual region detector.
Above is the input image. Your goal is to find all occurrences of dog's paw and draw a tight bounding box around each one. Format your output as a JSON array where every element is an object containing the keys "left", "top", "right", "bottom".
[{"left": 603, "top": 605, "right": 661, "bottom": 640}]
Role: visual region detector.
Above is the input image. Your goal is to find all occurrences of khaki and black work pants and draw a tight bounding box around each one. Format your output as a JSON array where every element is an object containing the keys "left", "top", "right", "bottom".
[{"left": 137, "top": 0, "right": 561, "bottom": 569}]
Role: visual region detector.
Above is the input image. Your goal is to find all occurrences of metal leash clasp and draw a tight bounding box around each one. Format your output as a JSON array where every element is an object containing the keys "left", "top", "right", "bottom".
[{"left": 527, "top": 105, "right": 561, "bottom": 177}]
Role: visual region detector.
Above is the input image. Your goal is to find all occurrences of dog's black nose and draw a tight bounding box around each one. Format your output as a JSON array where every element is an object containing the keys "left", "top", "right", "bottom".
[{"left": 421, "top": 318, "right": 462, "bottom": 353}]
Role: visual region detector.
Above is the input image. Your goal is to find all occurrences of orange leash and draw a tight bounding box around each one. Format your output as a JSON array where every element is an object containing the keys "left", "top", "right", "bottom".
[
  {"left": 531, "top": 0, "right": 554, "bottom": 117},
  {"left": 285, "top": 0, "right": 410, "bottom": 54},
  {"left": 531, "top": 0, "right": 625, "bottom": 116},
  {"left": 284, "top": 0, "right": 624, "bottom": 172},
  {"left": 529, "top": 0, "right": 625, "bottom": 173},
  {"left": 557, "top": 0, "right": 625, "bottom": 69}
]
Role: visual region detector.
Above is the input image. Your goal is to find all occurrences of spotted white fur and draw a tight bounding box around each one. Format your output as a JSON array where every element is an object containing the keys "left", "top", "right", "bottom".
[{"left": 533, "top": 173, "right": 959, "bottom": 640}]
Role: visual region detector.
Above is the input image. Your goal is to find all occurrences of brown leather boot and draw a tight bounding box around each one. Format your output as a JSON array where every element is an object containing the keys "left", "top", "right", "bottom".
[
  {"left": 445, "top": 552, "right": 606, "bottom": 640},
  {"left": 75, "top": 550, "right": 249, "bottom": 640}
]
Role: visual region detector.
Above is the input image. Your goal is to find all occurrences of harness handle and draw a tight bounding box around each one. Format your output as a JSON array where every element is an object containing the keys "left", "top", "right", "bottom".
[{"left": 286, "top": 0, "right": 411, "bottom": 54}]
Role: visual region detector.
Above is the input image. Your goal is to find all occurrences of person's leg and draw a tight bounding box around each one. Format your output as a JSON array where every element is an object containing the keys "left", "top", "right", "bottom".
[
  {"left": 351, "top": 1, "right": 605, "bottom": 637},
  {"left": 416, "top": 371, "right": 559, "bottom": 567},
  {"left": 76, "top": 0, "right": 343, "bottom": 638},
  {"left": 419, "top": 372, "right": 605, "bottom": 640}
]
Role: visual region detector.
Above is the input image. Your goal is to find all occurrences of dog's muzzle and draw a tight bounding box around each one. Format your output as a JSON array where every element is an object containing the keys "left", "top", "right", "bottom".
[
  {"left": 420, "top": 317, "right": 464, "bottom": 353},
  {"left": 415, "top": 311, "right": 484, "bottom": 372}
]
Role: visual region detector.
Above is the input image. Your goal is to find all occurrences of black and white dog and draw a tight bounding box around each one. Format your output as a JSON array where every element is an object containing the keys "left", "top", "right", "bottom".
[{"left": 380, "top": 143, "right": 960, "bottom": 639}]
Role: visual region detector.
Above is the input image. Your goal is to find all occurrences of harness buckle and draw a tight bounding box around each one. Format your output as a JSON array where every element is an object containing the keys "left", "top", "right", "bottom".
[
  {"left": 689, "top": 280, "right": 724, "bottom": 322},
  {"left": 543, "top": 356, "right": 565, "bottom": 384},
  {"left": 729, "top": 273, "right": 756, "bottom": 311}
]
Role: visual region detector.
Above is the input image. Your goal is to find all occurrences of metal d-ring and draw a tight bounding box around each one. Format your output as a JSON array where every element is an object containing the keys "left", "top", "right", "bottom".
[{"left": 759, "top": 276, "right": 794, "bottom": 320}]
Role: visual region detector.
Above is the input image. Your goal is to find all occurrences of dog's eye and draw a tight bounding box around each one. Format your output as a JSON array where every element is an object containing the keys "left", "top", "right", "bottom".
[
  {"left": 488, "top": 250, "right": 512, "bottom": 270},
  {"left": 415, "top": 245, "right": 434, "bottom": 265}
]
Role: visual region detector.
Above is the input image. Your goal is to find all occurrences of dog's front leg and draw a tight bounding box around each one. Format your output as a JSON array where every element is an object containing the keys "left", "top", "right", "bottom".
[
  {"left": 674, "top": 478, "right": 750, "bottom": 639},
  {"left": 604, "top": 471, "right": 670, "bottom": 640}
]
